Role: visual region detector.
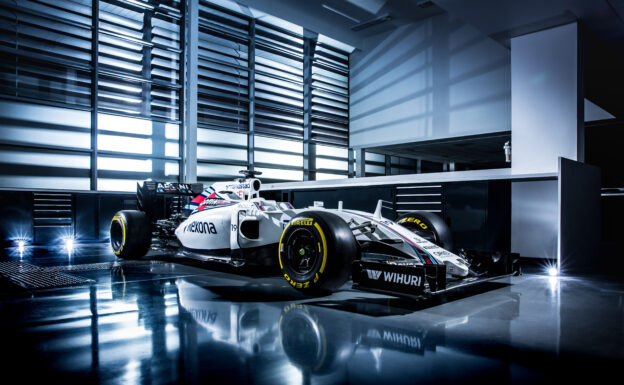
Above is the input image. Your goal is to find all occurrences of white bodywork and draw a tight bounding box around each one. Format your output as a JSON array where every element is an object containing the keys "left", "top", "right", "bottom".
[{"left": 174, "top": 178, "right": 470, "bottom": 277}]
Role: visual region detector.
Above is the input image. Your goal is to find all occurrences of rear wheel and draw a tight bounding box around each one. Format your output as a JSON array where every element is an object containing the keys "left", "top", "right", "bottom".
[
  {"left": 396, "top": 211, "right": 453, "bottom": 250},
  {"left": 110, "top": 210, "right": 152, "bottom": 259},
  {"left": 279, "top": 211, "right": 358, "bottom": 294}
]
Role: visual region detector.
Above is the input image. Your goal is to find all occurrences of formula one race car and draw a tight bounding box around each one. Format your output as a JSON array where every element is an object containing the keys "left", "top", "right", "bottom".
[{"left": 110, "top": 171, "right": 519, "bottom": 296}]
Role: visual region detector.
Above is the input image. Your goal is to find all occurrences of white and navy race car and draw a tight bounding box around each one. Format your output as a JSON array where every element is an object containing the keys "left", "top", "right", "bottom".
[{"left": 110, "top": 171, "right": 519, "bottom": 296}]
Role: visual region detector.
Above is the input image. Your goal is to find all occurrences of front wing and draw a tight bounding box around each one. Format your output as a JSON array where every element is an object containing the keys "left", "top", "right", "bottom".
[{"left": 352, "top": 250, "right": 520, "bottom": 296}]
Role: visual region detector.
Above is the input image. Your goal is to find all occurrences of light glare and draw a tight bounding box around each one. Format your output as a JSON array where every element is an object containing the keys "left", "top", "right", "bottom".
[
  {"left": 64, "top": 238, "right": 74, "bottom": 253},
  {"left": 548, "top": 267, "right": 558, "bottom": 276}
]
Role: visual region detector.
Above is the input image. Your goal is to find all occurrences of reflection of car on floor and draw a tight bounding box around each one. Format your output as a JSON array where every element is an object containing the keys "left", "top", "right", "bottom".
[
  {"left": 110, "top": 171, "right": 519, "bottom": 296},
  {"left": 175, "top": 277, "right": 522, "bottom": 385}
]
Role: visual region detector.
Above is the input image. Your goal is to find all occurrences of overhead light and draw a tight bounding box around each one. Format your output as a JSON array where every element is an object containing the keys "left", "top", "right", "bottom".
[
  {"left": 351, "top": 13, "right": 392, "bottom": 32},
  {"left": 548, "top": 267, "right": 558, "bottom": 276}
]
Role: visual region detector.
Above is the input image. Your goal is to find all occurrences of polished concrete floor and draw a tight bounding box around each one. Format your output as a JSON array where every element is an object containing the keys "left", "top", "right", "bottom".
[{"left": 0, "top": 244, "right": 622, "bottom": 384}]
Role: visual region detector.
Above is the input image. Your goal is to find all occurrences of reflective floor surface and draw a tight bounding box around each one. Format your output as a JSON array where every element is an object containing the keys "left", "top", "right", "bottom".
[{"left": 0, "top": 244, "right": 622, "bottom": 384}]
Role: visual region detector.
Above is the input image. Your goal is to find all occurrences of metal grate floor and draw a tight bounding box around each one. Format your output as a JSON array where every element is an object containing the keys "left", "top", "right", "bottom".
[
  {"left": 6, "top": 271, "right": 92, "bottom": 289},
  {"left": 0, "top": 260, "right": 167, "bottom": 289},
  {"left": 43, "top": 260, "right": 165, "bottom": 273},
  {"left": 0, "top": 260, "right": 166, "bottom": 289},
  {"left": 0, "top": 261, "right": 43, "bottom": 275}
]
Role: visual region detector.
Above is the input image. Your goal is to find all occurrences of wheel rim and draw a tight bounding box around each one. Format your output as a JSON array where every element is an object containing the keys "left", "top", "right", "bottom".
[
  {"left": 110, "top": 220, "right": 123, "bottom": 251},
  {"left": 286, "top": 227, "right": 319, "bottom": 275}
]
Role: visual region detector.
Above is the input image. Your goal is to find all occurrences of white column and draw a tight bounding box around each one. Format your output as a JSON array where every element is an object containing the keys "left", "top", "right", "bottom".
[{"left": 511, "top": 22, "right": 583, "bottom": 174}]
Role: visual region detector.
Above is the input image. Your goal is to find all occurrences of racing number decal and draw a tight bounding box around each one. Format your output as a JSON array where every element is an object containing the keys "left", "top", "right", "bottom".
[
  {"left": 399, "top": 217, "right": 428, "bottom": 230},
  {"left": 111, "top": 216, "right": 125, "bottom": 256},
  {"left": 278, "top": 217, "right": 328, "bottom": 288}
]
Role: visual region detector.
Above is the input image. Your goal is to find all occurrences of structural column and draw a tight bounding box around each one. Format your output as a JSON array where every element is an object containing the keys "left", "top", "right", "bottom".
[
  {"left": 511, "top": 22, "right": 583, "bottom": 174},
  {"left": 182, "top": 0, "right": 198, "bottom": 182},
  {"left": 510, "top": 22, "right": 584, "bottom": 262},
  {"left": 90, "top": 0, "right": 99, "bottom": 190},
  {"left": 355, "top": 148, "right": 365, "bottom": 177}
]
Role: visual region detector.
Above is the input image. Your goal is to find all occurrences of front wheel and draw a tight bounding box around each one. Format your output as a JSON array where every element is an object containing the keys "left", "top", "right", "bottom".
[
  {"left": 396, "top": 211, "right": 453, "bottom": 250},
  {"left": 279, "top": 211, "right": 358, "bottom": 294},
  {"left": 110, "top": 210, "right": 152, "bottom": 259}
]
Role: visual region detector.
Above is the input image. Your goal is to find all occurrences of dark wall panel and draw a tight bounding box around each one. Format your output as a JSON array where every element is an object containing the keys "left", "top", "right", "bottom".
[
  {"left": 98, "top": 194, "right": 136, "bottom": 240},
  {"left": 75, "top": 194, "right": 98, "bottom": 241},
  {"left": 0, "top": 191, "right": 33, "bottom": 247},
  {"left": 559, "top": 158, "right": 601, "bottom": 273},
  {"left": 291, "top": 187, "right": 394, "bottom": 219},
  {"left": 487, "top": 180, "right": 512, "bottom": 252},
  {"left": 443, "top": 182, "right": 489, "bottom": 252},
  {"left": 271, "top": 180, "right": 511, "bottom": 253}
]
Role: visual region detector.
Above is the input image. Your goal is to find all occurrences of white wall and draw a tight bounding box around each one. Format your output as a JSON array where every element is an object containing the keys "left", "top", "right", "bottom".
[
  {"left": 349, "top": 13, "right": 511, "bottom": 149},
  {"left": 511, "top": 23, "right": 580, "bottom": 174}
]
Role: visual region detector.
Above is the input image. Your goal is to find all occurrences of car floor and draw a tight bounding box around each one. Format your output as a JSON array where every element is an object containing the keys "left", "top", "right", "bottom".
[{"left": 0, "top": 243, "right": 622, "bottom": 384}]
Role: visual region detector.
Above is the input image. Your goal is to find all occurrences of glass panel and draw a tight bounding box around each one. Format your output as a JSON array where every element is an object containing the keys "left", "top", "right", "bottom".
[
  {"left": 0, "top": 176, "right": 90, "bottom": 190},
  {"left": 316, "top": 172, "right": 348, "bottom": 180},
  {"left": 198, "top": 128, "right": 247, "bottom": 146},
  {"left": 98, "top": 157, "right": 152, "bottom": 173},
  {"left": 365, "top": 164, "right": 385, "bottom": 174},
  {"left": 255, "top": 135, "right": 302, "bottom": 153},
  {"left": 316, "top": 158, "right": 347, "bottom": 171},
  {"left": 197, "top": 163, "right": 242, "bottom": 180},
  {"left": 256, "top": 167, "right": 303, "bottom": 181},
  {"left": 98, "top": 178, "right": 141, "bottom": 192},
  {"left": 255, "top": 151, "right": 302, "bottom": 166},
  {"left": 165, "top": 161, "right": 179, "bottom": 176},
  {"left": 165, "top": 142, "right": 179, "bottom": 158},
  {"left": 0, "top": 101, "right": 91, "bottom": 149},
  {"left": 98, "top": 134, "right": 153, "bottom": 155},
  {"left": 98, "top": 113, "right": 152, "bottom": 136},
  {"left": 0, "top": 149, "right": 90, "bottom": 169},
  {"left": 316, "top": 144, "right": 348, "bottom": 158},
  {"left": 197, "top": 145, "right": 247, "bottom": 162},
  {"left": 365, "top": 152, "right": 385, "bottom": 162}
]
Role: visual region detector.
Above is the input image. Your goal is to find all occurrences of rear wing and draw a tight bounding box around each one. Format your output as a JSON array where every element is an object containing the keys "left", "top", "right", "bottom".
[{"left": 137, "top": 181, "right": 204, "bottom": 221}]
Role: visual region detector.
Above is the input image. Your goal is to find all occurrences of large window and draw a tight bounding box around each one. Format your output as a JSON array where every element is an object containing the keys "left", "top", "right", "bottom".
[
  {"left": 0, "top": 0, "right": 183, "bottom": 191},
  {"left": 95, "top": 0, "right": 183, "bottom": 191},
  {"left": 196, "top": 0, "right": 352, "bottom": 184},
  {"left": 0, "top": 0, "right": 352, "bottom": 191}
]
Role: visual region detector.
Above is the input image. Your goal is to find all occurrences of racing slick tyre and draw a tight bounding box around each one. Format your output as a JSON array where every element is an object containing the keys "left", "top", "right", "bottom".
[
  {"left": 396, "top": 211, "right": 453, "bottom": 251},
  {"left": 110, "top": 210, "right": 152, "bottom": 259},
  {"left": 279, "top": 211, "right": 358, "bottom": 295}
]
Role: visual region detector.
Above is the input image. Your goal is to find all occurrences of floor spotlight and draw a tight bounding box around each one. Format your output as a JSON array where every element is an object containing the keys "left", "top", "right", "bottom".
[
  {"left": 17, "top": 240, "right": 25, "bottom": 254},
  {"left": 64, "top": 237, "right": 74, "bottom": 254}
]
